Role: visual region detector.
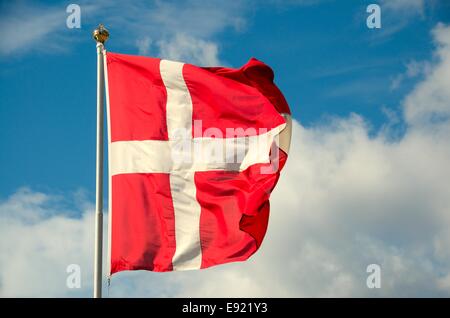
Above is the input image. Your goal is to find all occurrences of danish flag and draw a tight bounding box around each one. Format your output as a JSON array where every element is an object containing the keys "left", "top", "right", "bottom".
[{"left": 105, "top": 52, "right": 291, "bottom": 274}]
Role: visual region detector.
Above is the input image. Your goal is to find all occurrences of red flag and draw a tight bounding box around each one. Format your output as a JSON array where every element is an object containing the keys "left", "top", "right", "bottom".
[{"left": 105, "top": 52, "right": 291, "bottom": 274}]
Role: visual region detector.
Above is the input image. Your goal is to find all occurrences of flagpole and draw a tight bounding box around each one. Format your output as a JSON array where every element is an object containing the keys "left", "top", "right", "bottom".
[{"left": 93, "top": 24, "right": 109, "bottom": 299}]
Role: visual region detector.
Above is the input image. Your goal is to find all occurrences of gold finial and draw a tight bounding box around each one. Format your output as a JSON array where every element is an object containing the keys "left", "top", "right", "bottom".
[{"left": 93, "top": 24, "right": 109, "bottom": 44}]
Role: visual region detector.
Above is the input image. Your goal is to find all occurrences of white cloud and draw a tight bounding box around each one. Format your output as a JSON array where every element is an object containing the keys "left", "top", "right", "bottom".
[
  {"left": 0, "top": 2, "right": 100, "bottom": 57},
  {"left": 381, "top": 0, "right": 424, "bottom": 16},
  {"left": 1, "top": 23, "right": 450, "bottom": 297},
  {"left": 403, "top": 23, "right": 450, "bottom": 127},
  {"left": 0, "top": 188, "right": 95, "bottom": 297},
  {"left": 157, "top": 34, "right": 220, "bottom": 66},
  {"left": 144, "top": 0, "right": 246, "bottom": 38},
  {"left": 105, "top": 0, "right": 247, "bottom": 64},
  {"left": 0, "top": 0, "right": 247, "bottom": 64},
  {"left": 136, "top": 37, "right": 152, "bottom": 56},
  {"left": 390, "top": 60, "right": 430, "bottom": 90},
  {"left": 367, "top": 0, "right": 426, "bottom": 41},
  {"left": 0, "top": 4, "right": 66, "bottom": 56}
]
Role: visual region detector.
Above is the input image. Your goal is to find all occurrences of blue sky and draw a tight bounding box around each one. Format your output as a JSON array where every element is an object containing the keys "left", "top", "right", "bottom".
[
  {"left": 1, "top": 0, "right": 450, "bottom": 297},
  {"left": 1, "top": 0, "right": 448, "bottom": 198}
]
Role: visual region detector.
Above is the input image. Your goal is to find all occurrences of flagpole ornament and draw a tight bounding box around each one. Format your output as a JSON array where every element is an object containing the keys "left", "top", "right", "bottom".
[{"left": 93, "top": 24, "right": 109, "bottom": 44}]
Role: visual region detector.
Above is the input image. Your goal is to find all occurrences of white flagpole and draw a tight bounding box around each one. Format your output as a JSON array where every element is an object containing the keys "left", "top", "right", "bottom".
[{"left": 93, "top": 24, "right": 109, "bottom": 299}]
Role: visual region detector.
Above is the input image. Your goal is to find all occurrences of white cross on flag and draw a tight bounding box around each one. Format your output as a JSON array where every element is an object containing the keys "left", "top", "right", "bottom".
[{"left": 105, "top": 52, "right": 291, "bottom": 274}]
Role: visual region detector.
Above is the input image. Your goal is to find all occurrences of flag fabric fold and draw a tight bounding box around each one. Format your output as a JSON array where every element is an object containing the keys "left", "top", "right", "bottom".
[{"left": 105, "top": 52, "right": 291, "bottom": 274}]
